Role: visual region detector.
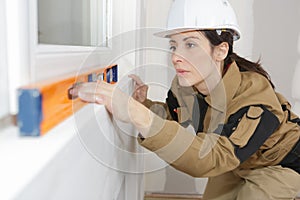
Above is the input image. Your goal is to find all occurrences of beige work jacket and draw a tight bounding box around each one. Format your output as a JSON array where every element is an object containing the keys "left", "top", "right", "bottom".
[{"left": 138, "top": 62, "right": 300, "bottom": 177}]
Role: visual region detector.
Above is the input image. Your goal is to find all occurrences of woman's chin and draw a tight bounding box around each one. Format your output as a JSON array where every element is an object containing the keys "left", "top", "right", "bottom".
[{"left": 178, "top": 78, "right": 194, "bottom": 87}]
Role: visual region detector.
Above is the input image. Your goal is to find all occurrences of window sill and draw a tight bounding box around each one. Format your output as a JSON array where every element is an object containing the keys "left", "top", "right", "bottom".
[{"left": 0, "top": 104, "right": 101, "bottom": 199}]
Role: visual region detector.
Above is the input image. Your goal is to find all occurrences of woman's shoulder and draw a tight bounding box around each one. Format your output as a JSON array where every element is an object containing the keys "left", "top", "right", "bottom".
[
  {"left": 239, "top": 70, "right": 272, "bottom": 92},
  {"left": 232, "top": 70, "right": 282, "bottom": 111},
  {"left": 241, "top": 69, "right": 269, "bottom": 81}
]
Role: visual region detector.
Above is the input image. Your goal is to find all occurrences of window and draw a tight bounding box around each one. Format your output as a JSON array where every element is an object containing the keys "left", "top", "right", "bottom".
[
  {"left": 28, "top": 0, "right": 112, "bottom": 82},
  {"left": 36, "top": 0, "right": 109, "bottom": 48}
]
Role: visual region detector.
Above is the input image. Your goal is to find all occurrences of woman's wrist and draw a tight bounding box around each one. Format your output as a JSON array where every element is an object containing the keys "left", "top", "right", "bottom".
[{"left": 128, "top": 97, "right": 153, "bottom": 137}]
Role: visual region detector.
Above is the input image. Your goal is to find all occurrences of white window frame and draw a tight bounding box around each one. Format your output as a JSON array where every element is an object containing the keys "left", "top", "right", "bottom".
[
  {"left": 29, "top": 0, "right": 111, "bottom": 54},
  {"left": 27, "top": 0, "right": 113, "bottom": 83},
  {"left": 0, "top": 0, "right": 9, "bottom": 119},
  {"left": 90, "top": 0, "right": 108, "bottom": 46},
  {"left": 5, "top": 0, "right": 31, "bottom": 115}
]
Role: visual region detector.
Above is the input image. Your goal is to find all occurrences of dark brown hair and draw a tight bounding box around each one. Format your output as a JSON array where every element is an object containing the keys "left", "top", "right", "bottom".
[{"left": 202, "top": 30, "right": 275, "bottom": 88}]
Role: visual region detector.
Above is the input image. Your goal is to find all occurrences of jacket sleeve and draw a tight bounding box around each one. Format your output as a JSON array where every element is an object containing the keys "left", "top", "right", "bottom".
[
  {"left": 216, "top": 105, "right": 280, "bottom": 163},
  {"left": 141, "top": 99, "right": 173, "bottom": 120},
  {"left": 141, "top": 90, "right": 179, "bottom": 121},
  {"left": 138, "top": 105, "right": 281, "bottom": 178},
  {"left": 138, "top": 114, "right": 240, "bottom": 178}
]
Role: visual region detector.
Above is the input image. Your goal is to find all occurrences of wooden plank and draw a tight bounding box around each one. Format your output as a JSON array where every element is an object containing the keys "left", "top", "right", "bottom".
[
  {"left": 144, "top": 193, "right": 202, "bottom": 200},
  {"left": 17, "top": 64, "right": 117, "bottom": 136},
  {"left": 144, "top": 193, "right": 300, "bottom": 200}
]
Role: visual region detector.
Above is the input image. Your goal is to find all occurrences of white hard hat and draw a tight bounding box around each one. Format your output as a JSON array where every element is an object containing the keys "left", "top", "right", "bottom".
[{"left": 154, "top": 0, "right": 241, "bottom": 41}]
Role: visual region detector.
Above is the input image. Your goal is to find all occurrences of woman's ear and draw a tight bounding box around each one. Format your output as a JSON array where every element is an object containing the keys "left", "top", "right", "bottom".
[{"left": 214, "top": 42, "right": 229, "bottom": 61}]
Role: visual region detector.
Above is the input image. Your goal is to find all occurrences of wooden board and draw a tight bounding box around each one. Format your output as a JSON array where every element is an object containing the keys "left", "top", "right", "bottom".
[
  {"left": 17, "top": 64, "right": 117, "bottom": 136},
  {"left": 144, "top": 193, "right": 202, "bottom": 200}
]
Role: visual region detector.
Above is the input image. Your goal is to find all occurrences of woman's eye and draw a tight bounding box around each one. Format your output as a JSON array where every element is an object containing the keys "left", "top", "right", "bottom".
[
  {"left": 186, "top": 42, "right": 196, "bottom": 48},
  {"left": 169, "top": 46, "right": 176, "bottom": 51}
]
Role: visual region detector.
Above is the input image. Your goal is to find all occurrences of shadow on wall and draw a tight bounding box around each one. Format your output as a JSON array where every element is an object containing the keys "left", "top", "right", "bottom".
[{"left": 252, "top": 0, "right": 300, "bottom": 104}]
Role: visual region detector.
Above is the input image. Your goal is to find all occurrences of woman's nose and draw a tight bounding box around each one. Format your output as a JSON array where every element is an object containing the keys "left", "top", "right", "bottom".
[{"left": 171, "top": 52, "right": 184, "bottom": 64}]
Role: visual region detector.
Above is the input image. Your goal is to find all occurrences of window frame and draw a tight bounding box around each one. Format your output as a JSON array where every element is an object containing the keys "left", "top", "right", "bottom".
[
  {"left": 0, "top": 0, "right": 9, "bottom": 119},
  {"left": 28, "top": 0, "right": 113, "bottom": 83},
  {"left": 30, "top": 0, "right": 112, "bottom": 54}
]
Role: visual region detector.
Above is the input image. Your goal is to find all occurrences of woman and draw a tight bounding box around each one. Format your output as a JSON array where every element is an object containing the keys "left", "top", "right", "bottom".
[{"left": 79, "top": 0, "right": 300, "bottom": 199}]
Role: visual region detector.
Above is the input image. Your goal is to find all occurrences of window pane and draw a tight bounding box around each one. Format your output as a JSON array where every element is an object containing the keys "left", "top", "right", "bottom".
[{"left": 38, "top": 0, "right": 107, "bottom": 47}]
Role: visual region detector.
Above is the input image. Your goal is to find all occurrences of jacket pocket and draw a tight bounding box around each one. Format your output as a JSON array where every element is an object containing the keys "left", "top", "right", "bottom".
[{"left": 229, "top": 106, "right": 264, "bottom": 148}]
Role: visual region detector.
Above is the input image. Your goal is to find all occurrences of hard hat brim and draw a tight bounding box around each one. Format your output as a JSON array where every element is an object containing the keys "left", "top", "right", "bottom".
[
  {"left": 154, "top": 28, "right": 199, "bottom": 38},
  {"left": 154, "top": 27, "right": 241, "bottom": 41}
]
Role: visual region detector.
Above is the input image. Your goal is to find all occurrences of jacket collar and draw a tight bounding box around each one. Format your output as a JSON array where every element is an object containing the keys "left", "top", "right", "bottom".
[
  {"left": 171, "top": 61, "right": 241, "bottom": 114},
  {"left": 205, "top": 61, "right": 241, "bottom": 113}
]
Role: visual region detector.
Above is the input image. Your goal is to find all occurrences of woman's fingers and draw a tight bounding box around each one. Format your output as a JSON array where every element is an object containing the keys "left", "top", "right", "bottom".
[
  {"left": 128, "top": 74, "right": 148, "bottom": 102},
  {"left": 95, "top": 81, "right": 115, "bottom": 96},
  {"left": 77, "top": 81, "right": 134, "bottom": 122},
  {"left": 128, "top": 74, "right": 144, "bottom": 86},
  {"left": 77, "top": 82, "right": 114, "bottom": 103}
]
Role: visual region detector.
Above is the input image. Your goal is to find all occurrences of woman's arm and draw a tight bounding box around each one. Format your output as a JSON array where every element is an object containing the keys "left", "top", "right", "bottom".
[{"left": 78, "top": 81, "right": 241, "bottom": 177}]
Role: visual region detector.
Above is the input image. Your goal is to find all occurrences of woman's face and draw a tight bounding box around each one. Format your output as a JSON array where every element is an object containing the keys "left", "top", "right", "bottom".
[{"left": 169, "top": 31, "right": 222, "bottom": 93}]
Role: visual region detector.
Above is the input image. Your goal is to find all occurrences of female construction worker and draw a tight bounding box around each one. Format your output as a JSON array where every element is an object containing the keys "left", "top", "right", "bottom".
[{"left": 78, "top": 0, "right": 300, "bottom": 199}]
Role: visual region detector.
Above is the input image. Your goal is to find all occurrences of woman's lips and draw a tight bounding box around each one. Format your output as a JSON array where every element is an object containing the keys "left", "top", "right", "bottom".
[{"left": 176, "top": 69, "right": 189, "bottom": 75}]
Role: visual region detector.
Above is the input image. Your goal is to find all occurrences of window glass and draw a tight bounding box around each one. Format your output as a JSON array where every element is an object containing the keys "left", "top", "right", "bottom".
[{"left": 38, "top": 0, "right": 107, "bottom": 46}]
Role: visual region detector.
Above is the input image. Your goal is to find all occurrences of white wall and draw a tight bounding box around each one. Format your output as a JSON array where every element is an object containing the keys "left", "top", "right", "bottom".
[
  {"left": 292, "top": 34, "right": 300, "bottom": 115},
  {"left": 229, "top": 0, "right": 254, "bottom": 57},
  {"left": 252, "top": 1, "right": 300, "bottom": 104}
]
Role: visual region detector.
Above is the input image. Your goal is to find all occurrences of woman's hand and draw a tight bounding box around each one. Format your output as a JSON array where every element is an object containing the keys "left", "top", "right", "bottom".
[
  {"left": 77, "top": 81, "right": 154, "bottom": 137},
  {"left": 78, "top": 81, "right": 131, "bottom": 122},
  {"left": 128, "top": 74, "right": 148, "bottom": 103}
]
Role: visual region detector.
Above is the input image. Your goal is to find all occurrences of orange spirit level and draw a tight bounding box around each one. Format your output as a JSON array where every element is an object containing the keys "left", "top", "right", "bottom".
[{"left": 17, "top": 64, "right": 118, "bottom": 136}]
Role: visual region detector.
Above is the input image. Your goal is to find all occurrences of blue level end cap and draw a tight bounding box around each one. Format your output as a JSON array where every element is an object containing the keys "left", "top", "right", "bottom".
[{"left": 17, "top": 88, "right": 42, "bottom": 136}]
